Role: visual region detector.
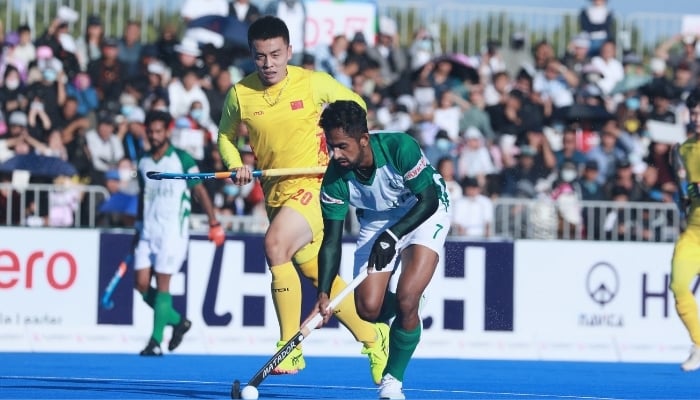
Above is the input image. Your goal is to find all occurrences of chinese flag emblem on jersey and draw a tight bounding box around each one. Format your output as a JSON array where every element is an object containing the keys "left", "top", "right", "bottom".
[{"left": 290, "top": 100, "right": 304, "bottom": 110}]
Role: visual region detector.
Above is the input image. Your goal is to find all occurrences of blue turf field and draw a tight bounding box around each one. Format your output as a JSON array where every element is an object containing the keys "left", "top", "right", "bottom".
[{"left": 0, "top": 353, "right": 698, "bottom": 399}]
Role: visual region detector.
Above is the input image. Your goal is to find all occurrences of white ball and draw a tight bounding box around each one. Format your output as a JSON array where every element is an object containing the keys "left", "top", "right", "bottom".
[{"left": 240, "top": 385, "right": 259, "bottom": 400}]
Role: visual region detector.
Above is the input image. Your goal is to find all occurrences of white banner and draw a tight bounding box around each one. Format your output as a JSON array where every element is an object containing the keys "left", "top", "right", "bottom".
[
  {"left": 304, "top": 0, "right": 377, "bottom": 49},
  {"left": 515, "top": 240, "right": 687, "bottom": 362}
]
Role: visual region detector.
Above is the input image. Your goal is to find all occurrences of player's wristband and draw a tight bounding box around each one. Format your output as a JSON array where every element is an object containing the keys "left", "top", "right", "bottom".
[{"left": 210, "top": 221, "right": 221, "bottom": 228}]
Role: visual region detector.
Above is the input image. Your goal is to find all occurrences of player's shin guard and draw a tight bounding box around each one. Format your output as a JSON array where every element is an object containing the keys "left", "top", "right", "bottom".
[
  {"left": 152, "top": 292, "right": 180, "bottom": 343},
  {"left": 384, "top": 319, "right": 421, "bottom": 381},
  {"left": 271, "top": 261, "right": 302, "bottom": 341},
  {"left": 298, "top": 258, "right": 376, "bottom": 344},
  {"left": 676, "top": 294, "right": 700, "bottom": 345}
]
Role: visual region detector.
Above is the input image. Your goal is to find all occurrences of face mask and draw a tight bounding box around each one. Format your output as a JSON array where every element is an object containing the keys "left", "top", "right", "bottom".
[
  {"left": 624, "top": 118, "right": 640, "bottom": 133},
  {"left": 121, "top": 105, "right": 134, "bottom": 117},
  {"left": 154, "top": 106, "right": 168, "bottom": 113},
  {"left": 223, "top": 185, "right": 240, "bottom": 197},
  {"left": 43, "top": 69, "right": 57, "bottom": 82},
  {"left": 190, "top": 109, "right": 204, "bottom": 122},
  {"left": 625, "top": 97, "right": 640, "bottom": 111},
  {"left": 5, "top": 78, "right": 19, "bottom": 90},
  {"left": 118, "top": 168, "right": 135, "bottom": 182},
  {"left": 561, "top": 169, "right": 578, "bottom": 182},
  {"left": 435, "top": 138, "right": 451, "bottom": 152}
]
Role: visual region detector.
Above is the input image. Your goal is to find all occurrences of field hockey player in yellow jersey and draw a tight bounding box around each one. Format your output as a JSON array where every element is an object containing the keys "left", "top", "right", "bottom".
[
  {"left": 671, "top": 87, "right": 700, "bottom": 372},
  {"left": 217, "top": 16, "right": 389, "bottom": 383}
]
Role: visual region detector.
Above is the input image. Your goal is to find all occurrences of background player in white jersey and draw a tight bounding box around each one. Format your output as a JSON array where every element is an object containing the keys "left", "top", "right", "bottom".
[
  {"left": 135, "top": 110, "right": 225, "bottom": 356},
  {"left": 307, "top": 100, "right": 451, "bottom": 399}
]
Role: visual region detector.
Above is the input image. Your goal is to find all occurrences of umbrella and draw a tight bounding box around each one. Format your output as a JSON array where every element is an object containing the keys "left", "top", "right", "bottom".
[
  {"left": 0, "top": 153, "right": 77, "bottom": 178},
  {"left": 99, "top": 192, "right": 138, "bottom": 216},
  {"left": 565, "top": 104, "right": 615, "bottom": 123},
  {"left": 412, "top": 54, "right": 480, "bottom": 84},
  {"left": 610, "top": 74, "right": 652, "bottom": 95}
]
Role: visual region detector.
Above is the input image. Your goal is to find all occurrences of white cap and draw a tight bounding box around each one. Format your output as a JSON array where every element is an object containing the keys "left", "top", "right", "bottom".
[
  {"left": 58, "top": 32, "right": 77, "bottom": 54},
  {"left": 464, "top": 127, "right": 483, "bottom": 139},
  {"left": 127, "top": 107, "right": 145, "bottom": 124},
  {"left": 650, "top": 57, "right": 666, "bottom": 74},
  {"left": 147, "top": 61, "right": 167, "bottom": 76},
  {"left": 683, "top": 34, "right": 696, "bottom": 45},
  {"left": 8, "top": 111, "right": 28, "bottom": 127},
  {"left": 379, "top": 16, "right": 397, "bottom": 36},
  {"left": 175, "top": 37, "right": 201, "bottom": 57},
  {"left": 57, "top": 6, "right": 79, "bottom": 24}
]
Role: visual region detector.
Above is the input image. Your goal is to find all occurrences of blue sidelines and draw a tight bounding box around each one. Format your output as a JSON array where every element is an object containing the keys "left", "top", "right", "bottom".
[{"left": 0, "top": 353, "right": 697, "bottom": 399}]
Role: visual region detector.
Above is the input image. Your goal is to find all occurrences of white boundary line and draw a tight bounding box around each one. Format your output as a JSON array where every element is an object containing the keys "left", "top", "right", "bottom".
[{"left": 0, "top": 375, "right": 624, "bottom": 400}]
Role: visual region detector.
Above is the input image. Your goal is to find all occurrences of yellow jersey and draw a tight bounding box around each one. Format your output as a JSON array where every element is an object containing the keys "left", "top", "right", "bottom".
[
  {"left": 218, "top": 66, "right": 365, "bottom": 206},
  {"left": 680, "top": 137, "right": 700, "bottom": 227}
]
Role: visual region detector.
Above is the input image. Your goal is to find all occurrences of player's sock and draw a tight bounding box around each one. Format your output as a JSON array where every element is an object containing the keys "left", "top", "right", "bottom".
[
  {"left": 271, "top": 261, "right": 302, "bottom": 341},
  {"left": 676, "top": 294, "right": 700, "bottom": 344},
  {"left": 152, "top": 291, "right": 180, "bottom": 343},
  {"left": 383, "top": 319, "right": 421, "bottom": 382},
  {"left": 141, "top": 286, "right": 157, "bottom": 308}
]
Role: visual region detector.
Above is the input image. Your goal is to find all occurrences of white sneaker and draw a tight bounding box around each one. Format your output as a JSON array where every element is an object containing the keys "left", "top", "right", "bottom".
[
  {"left": 378, "top": 373, "right": 405, "bottom": 399},
  {"left": 681, "top": 345, "right": 700, "bottom": 371}
]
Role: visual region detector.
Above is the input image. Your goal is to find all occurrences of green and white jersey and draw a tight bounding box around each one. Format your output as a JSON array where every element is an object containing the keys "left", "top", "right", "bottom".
[
  {"left": 138, "top": 145, "right": 200, "bottom": 238},
  {"left": 321, "top": 131, "right": 450, "bottom": 222}
]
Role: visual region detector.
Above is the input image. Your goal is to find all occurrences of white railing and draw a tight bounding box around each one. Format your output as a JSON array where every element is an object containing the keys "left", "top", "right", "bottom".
[
  {"left": 490, "top": 198, "right": 681, "bottom": 242},
  {"left": 0, "top": 182, "right": 110, "bottom": 227}
]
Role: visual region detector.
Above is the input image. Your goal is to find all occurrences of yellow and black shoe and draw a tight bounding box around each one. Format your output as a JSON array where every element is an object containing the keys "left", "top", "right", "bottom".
[{"left": 271, "top": 341, "right": 306, "bottom": 375}]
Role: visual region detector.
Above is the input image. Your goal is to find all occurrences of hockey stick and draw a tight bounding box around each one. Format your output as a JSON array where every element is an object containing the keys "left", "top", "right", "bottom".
[
  {"left": 230, "top": 267, "right": 370, "bottom": 399},
  {"left": 146, "top": 166, "right": 327, "bottom": 181},
  {"left": 100, "top": 254, "right": 133, "bottom": 309}
]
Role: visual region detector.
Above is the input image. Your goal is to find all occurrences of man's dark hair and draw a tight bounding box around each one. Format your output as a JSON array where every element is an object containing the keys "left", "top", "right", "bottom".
[
  {"left": 247, "top": 16, "right": 290, "bottom": 49},
  {"left": 319, "top": 100, "right": 368, "bottom": 140},
  {"left": 686, "top": 87, "right": 700, "bottom": 109},
  {"left": 145, "top": 110, "right": 172, "bottom": 128}
]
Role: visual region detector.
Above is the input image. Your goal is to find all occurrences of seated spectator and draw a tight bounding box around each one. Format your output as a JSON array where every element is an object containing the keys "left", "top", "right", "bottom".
[
  {"left": 579, "top": 0, "right": 615, "bottom": 56},
  {"left": 0, "top": 65, "right": 27, "bottom": 118},
  {"left": 14, "top": 24, "right": 36, "bottom": 68},
  {"left": 561, "top": 33, "right": 591, "bottom": 79},
  {"left": 85, "top": 112, "right": 124, "bottom": 185},
  {"left": 590, "top": 40, "right": 624, "bottom": 96},
  {"left": 423, "top": 130, "right": 456, "bottom": 169},
  {"left": 65, "top": 72, "right": 99, "bottom": 117},
  {"left": 459, "top": 85, "right": 496, "bottom": 144},
  {"left": 457, "top": 127, "right": 498, "bottom": 187},
  {"left": 314, "top": 34, "right": 349, "bottom": 80},
  {"left": 451, "top": 176, "right": 494, "bottom": 238},
  {"left": 554, "top": 127, "right": 587, "bottom": 170},
  {"left": 168, "top": 66, "right": 210, "bottom": 120},
  {"left": 586, "top": 126, "right": 628, "bottom": 184},
  {"left": 435, "top": 156, "right": 463, "bottom": 205},
  {"left": 75, "top": 15, "right": 103, "bottom": 71},
  {"left": 603, "top": 159, "right": 645, "bottom": 201}
]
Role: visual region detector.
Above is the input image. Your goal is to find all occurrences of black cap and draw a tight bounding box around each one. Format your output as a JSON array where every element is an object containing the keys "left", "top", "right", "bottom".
[
  {"left": 103, "top": 37, "right": 119, "bottom": 47},
  {"left": 585, "top": 160, "right": 599, "bottom": 170},
  {"left": 461, "top": 176, "right": 480, "bottom": 188},
  {"left": 616, "top": 158, "right": 631, "bottom": 169},
  {"left": 352, "top": 32, "right": 367, "bottom": 44},
  {"left": 87, "top": 15, "right": 102, "bottom": 26},
  {"left": 98, "top": 110, "right": 115, "bottom": 125}
]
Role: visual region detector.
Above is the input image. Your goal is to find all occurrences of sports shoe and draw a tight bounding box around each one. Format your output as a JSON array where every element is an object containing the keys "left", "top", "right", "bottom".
[
  {"left": 378, "top": 373, "right": 405, "bottom": 399},
  {"left": 681, "top": 345, "right": 700, "bottom": 371},
  {"left": 271, "top": 341, "right": 305, "bottom": 375},
  {"left": 139, "top": 338, "right": 163, "bottom": 356},
  {"left": 168, "top": 318, "right": 192, "bottom": 351},
  {"left": 362, "top": 322, "right": 389, "bottom": 385}
]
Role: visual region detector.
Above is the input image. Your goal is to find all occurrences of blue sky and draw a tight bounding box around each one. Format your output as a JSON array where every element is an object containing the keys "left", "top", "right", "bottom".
[{"left": 431, "top": 0, "right": 700, "bottom": 16}]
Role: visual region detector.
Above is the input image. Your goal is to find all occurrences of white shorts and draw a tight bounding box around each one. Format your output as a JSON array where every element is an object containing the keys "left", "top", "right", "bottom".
[
  {"left": 353, "top": 207, "right": 451, "bottom": 276},
  {"left": 134, "top": 234, "right": 189, "bottom": 275}
]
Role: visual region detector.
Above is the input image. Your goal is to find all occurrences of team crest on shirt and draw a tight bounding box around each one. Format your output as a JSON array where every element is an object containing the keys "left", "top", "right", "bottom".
[{"left": 321, "top": 191, "right": 344, "bottom": 205}]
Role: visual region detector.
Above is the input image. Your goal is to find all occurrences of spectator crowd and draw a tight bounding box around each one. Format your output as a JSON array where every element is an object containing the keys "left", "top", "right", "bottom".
[{"left": 0, "top": 0, "right": 696, "bottom": 239}]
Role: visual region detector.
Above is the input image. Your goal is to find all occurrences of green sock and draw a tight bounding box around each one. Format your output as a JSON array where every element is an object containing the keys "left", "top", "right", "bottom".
[
  {"left": 152, "top": 292, "right": 181, "bottom": 343},
  {"left": 384, "top": 319, "right": 421, "bottom": 381},
  {"left": 142, "top": 287, "right": 157, "bottom": 308},
  {"left": 376, "top": 291, "right": 397, "bottom": 322}
]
